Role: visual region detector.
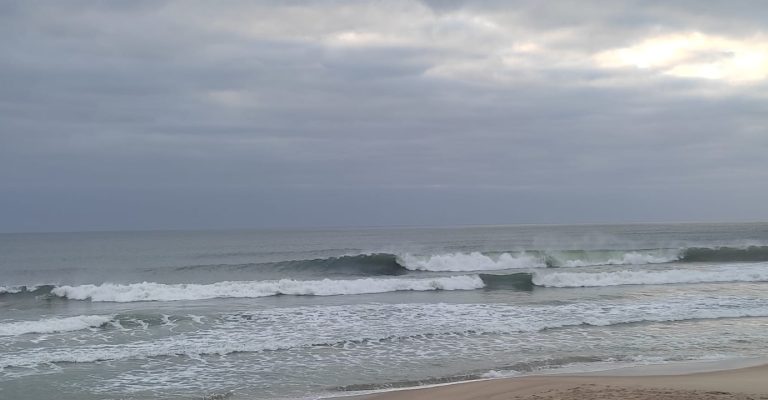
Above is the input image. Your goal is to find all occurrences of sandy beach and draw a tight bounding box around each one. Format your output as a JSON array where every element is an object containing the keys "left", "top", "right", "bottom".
[{"left": 349, "top": 363, "right": 768, "bottom": 400}]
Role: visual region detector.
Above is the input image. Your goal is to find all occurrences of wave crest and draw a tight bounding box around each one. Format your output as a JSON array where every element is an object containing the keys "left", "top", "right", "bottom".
[
  {"left": 553, "top": 251, "right": 680, "bottom": 268},
  {"left": 532, "top": 264, "right": 768, "bottom": 287},
  {"left": 50, "top": 275, "right": 485, "bottom": 302},
  {"left": 398, "top": 252, "right": 544, "bottom": 271},
  {"left": 0, "top": 315, "right": 113, "bottom": 336}
]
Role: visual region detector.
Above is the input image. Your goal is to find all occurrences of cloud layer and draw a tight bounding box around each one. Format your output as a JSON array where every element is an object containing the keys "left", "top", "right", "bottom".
[{"left": 1, "top": 0, "right": 767, "bottom": 231}]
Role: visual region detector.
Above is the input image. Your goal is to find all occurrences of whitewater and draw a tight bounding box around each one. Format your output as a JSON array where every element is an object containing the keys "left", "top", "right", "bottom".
[
  {"left": 49, "top": 275, "right": 484, "bottom": 302},
  {"left": 12, "top": 263, "right": 767, "bottom": 303},
  {"left": 2, "top": 223, "right": 768, "bottom": 400}
]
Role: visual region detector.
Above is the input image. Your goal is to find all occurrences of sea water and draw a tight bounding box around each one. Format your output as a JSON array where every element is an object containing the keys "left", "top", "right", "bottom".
[{"left": 1, "top": 223, "right": 768, "bottom": 399}]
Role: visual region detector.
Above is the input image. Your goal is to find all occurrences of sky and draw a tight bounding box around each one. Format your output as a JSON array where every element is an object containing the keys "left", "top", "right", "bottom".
[{"left": 1, "top": 0, "right": 767, "bottom": 232}]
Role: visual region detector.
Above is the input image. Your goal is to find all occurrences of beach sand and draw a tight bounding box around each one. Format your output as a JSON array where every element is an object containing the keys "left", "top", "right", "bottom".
[{"left": 348, "top": 363, "right": 768, "bottom": 400}]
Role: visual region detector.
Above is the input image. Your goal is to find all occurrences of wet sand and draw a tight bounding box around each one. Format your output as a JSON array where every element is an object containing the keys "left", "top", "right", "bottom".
[{"left": 348, "top": 363, "right": 768, "bottom": 400}]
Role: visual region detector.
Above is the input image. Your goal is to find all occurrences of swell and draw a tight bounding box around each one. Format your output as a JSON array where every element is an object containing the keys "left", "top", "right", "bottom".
[{"left": 174, "top": 253, "right": 406, "bottom": 276}]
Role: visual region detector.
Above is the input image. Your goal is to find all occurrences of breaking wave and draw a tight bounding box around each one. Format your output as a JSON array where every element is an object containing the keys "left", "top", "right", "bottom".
[
  {"left": 0, "top": 285, "right": 56, "bottom": 300},
  {"left": 547, "top": 250, "right": 680, "bottom": 268},
  {"left": 0, "top": 286, "right": 25, "bottom": 295},
  {"left": 0, "top": 313, "right": 211, "bottom": 337},
  {"left": 5, "top": 263, "right": 768, "bottom": 303},
  {"left": 49, "top": 275, "right": 484, "bottom": 302},
  {"left": 397, "top": 252, "right": 545, "bottom": 271},
  {"left": 392, "top": 245, "right": 768, "bottom": 273},
  {"left": 197, "top": 246, "right": 768, "bottom": 274},
  {"left": 4, "top": 297, "right": 768, "bottom": 369},
  {"left": 0, "top": 315, "right": 113, "bottom": 336},
  {"left": 396, "top": 249, "right": 683, "bottom": 272},
  {"left": 8, "top": 246, "right": 754, "bottom": 287},
  {"left": 6, "top": 264, "right": 768, "bottom": 303},
  {"left": 4, "top": 247, "right": 768, "bottom": 304},
  {"left": 532, "top": 263, "right": 768, "bottom": 288}
]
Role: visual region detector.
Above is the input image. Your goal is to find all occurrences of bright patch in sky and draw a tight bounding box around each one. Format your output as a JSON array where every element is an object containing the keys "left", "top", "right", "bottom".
[{"left": 596, "top": 32, "right": 768, "bottom": 82}]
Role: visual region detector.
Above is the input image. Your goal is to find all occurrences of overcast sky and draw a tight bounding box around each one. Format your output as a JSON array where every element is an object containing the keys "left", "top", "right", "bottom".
[{"left": 1, "top": 1, "right": 767, "bottom": 232}]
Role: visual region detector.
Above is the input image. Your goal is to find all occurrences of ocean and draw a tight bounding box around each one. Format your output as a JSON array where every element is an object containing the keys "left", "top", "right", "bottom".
[{"left": 1, "top": 222, "right": 768, "bottom": 399}]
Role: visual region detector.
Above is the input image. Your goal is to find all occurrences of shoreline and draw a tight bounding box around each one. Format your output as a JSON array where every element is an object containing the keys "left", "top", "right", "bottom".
[{"left": 336, "top": 358, "right": 768, "bottom": 400}]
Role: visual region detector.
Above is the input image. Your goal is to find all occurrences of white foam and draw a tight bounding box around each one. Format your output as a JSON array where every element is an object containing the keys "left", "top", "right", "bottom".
[
  {"left": 560, "top": 251, "right": 680, "bottom": 268},
  {"left": 398, "top": 252, "right": 544, "bottom": 271},
  {"left": 0, "top": 315, "right": 113, "bottom": 336},
  {"left": 480, "top": 369, "right": 519, "bottom": 378},
  {"left": 4, "top": 296, "right": 768, "bottom": 369},
  {"left": 0, "top": 286, "right": 25, "bottom": 294},
  {"left": 534, "top": 263, "right": 768, "bottom": 287},
  {"left": 49, "top": 275, "right": 485, "bottom": 302},
  {"left": 397, "top": 250, "right": 680, "bottom": 271}
]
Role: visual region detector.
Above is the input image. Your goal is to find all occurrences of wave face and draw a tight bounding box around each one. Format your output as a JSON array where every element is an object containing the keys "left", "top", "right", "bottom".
[
  {"left": 49, "top": 276, "right": 485, "bottom": 302},
  {"left": 532, "top": 263, "right": 768, "bottom": 288},
  {"left": 176, "top": 253, "right": 406, "bottom": 276},
  {"left": 273, "top": 253, "right": 404, "bottom": 275},
  {"left": 0, "top": 315, "right": 113, "bottom": 336},
  {"left": 680, "top": 246, "right": 768, "bottom": 262},
  {"left": 479, "top": 273, "right": 535, "bottom": 291}
]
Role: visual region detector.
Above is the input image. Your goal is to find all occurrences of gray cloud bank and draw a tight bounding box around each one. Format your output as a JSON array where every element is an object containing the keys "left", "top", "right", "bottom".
[{"left": 1, "top": 1, "right": 767, "bottom": 232}]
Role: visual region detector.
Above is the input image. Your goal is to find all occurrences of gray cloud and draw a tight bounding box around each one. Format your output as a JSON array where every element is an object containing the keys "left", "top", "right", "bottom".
[{"left": 1, "top": 0, "right": 767, "bottom": 231}]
